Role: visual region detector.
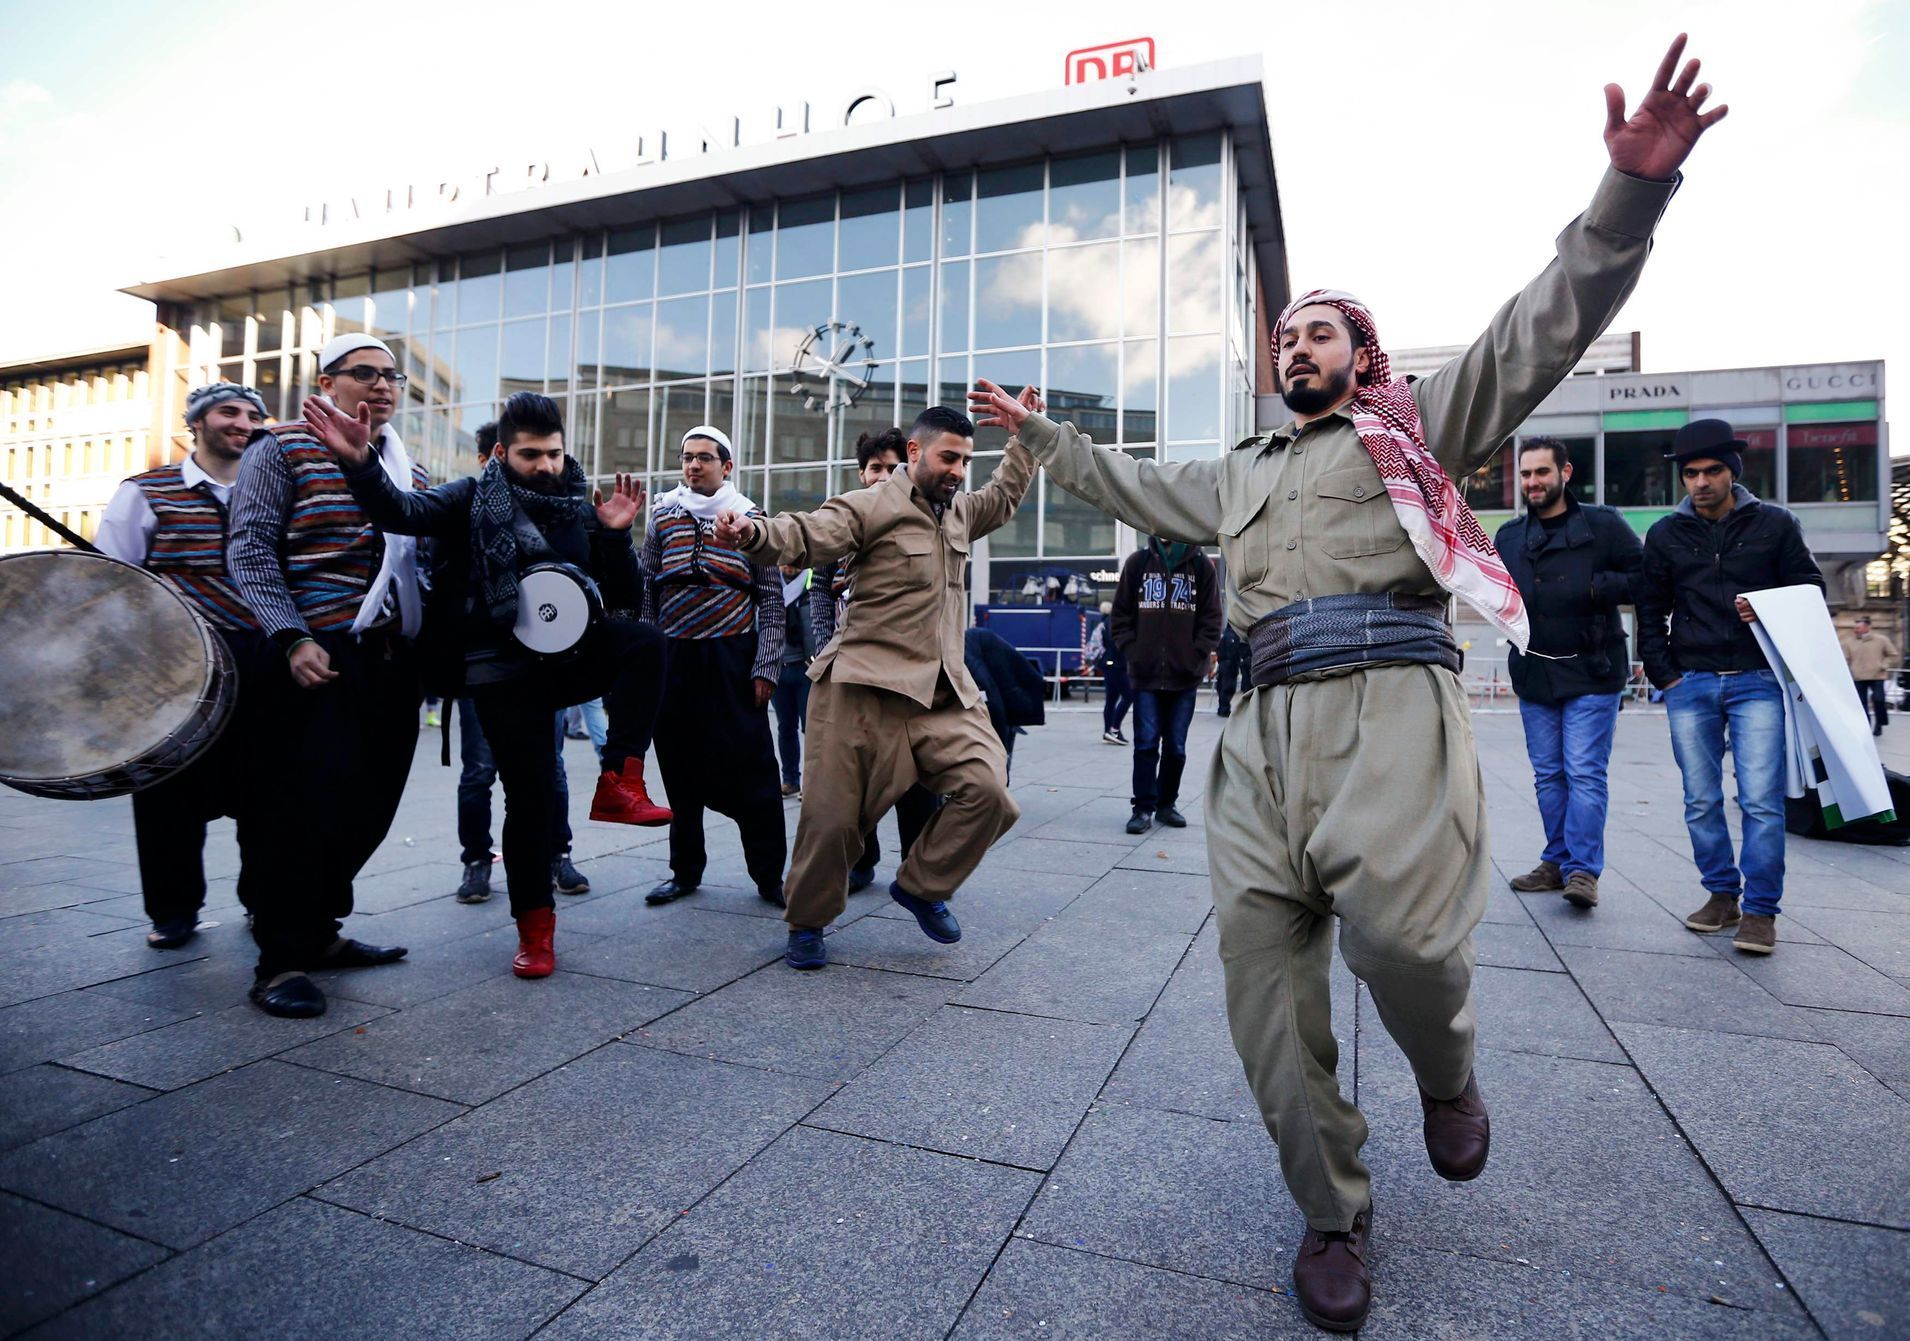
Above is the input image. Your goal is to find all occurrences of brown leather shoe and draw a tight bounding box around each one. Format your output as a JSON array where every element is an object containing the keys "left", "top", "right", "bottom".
[
  {"left": 1684, "top": 893, "right": 1741, "bottom": 933},
  {"left": 1508, "top": 860, "right": 1563, "bottom": 892},
  {"left": 1421, "top": 1071, "right": 1490, "bottom": 1182},
  {"left": 1292, "top": 1205, "right": 1372, "bottom": 1333},
  {"left": 1732, "top": 914, "right": 1777, "bottom": 954},
  {"left": 1562, "top": 871, "right": 1599, "bottom": 908}
]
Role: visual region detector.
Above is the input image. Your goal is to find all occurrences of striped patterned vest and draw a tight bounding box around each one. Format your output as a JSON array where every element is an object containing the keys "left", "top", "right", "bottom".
[
  {"left": 650, "top": 506, "right": 759, "bottom": 640},
  {"left": 271, "top": 422, "right": 430, "bottom": 632},
  {"left": 131, "top": 462, "right": 257, "bottom": 631}
]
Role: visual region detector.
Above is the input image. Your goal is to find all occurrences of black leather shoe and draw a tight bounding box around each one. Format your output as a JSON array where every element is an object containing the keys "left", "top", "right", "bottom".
[
  {"left": 785, "top": 928, "right": 827, "bottom": 970},
  {"left": 846, "top": 867, "right": 876, "bottom": 894},
  {"left": 322, "top": 939, "right": 407, "bottom": 968},
  {"left": 147, "top": 920, "right": 197, "bottom": 950},
  {"left": 250, "top": 973, "right": 327, "bottom": 1018},
  {"left": 1292, "top": 1205, "right": 1373, "bottom": 1333},
  {"left": 1157, "top": 804, "right": 1188, "bottom": 828},
  {"left": 758, "top": 884, "right": 786, "bottom": 908},
  {"left": 890, "top": 881, "right": 961, "bottom": 943},
  {"left": 1421, "top": 1071, "right": 1491, "bottom": 1181},
  {"left": 645, "top": 878, "right": 699, "bottom": 905},
  {"left": 1125, "top": 808, "right": 1153, "bottom": 835}
]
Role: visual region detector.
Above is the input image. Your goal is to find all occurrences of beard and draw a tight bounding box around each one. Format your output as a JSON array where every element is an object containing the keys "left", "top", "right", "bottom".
[
  {"left": 1525, "top": 481, "right": 1564, "bottom": 512},
  {"left": 1279, "top": 361, "right": 1355, "bottom": 416},
  {"left": 508, "top": 464, "right": 569, "bottom": 496}
]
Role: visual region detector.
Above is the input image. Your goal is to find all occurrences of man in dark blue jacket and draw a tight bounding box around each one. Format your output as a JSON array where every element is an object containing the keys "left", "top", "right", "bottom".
[
  {"left": 1496, "top": 438, "right": 1643, "bottom": 910},
  {"left": 1637, "top": 418, "right": 1824, "bottom": 956}
]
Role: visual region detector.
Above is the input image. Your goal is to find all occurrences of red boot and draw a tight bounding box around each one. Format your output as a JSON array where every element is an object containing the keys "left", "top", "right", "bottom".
[
  {"left": 589, "top": 757, "right": 672, "bottom": 826},
  {"left": 513, "top": 906, "right": 556, "bottom": 979}
]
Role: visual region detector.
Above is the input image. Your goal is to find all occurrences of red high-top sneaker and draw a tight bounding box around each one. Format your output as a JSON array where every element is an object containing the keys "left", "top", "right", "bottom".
[
  {"left": 513, "top": 906, "right": 556, "bottom": 979},
  {"left": 589, "top": 758, "right": 672, "bottom": 826}
]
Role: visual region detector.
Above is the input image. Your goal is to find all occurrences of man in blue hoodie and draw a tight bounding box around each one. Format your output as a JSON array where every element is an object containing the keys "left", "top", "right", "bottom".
[{"left": 1111, "top": 536, "right": 1222, "bottom": 833}]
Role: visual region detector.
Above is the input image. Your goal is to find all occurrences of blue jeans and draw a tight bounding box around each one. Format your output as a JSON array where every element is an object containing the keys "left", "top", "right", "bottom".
[
  {"left": 1132, "top": 688, "right": 1198, "bottom": 810},
  {"left": 457, "top": 700, "right": 572, "bottom": 864},
  {"left": 1664, "top": 670, "right": 1787, "bottom": 917},
  {"left": 1518, "top": 693, "right": 1622, "bottom": 879},
  {"left": 772, "top": 663, "right": 809, "bottom": 787}
]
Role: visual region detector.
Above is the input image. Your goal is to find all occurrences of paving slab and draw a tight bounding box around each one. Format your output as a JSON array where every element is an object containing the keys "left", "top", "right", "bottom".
[
  {"left": 1516, "top": 880, "right": 1718, "bottom": 957},
  {"left": 1472, "top": 920, "right": 1565, "bottom": 971},
  {"left": 0, "top": 1059, "right": 462, "bottom": 1249},
  {"left": 808, "top": 1005, "right": 1132, "bottom": 1170},
  {"left": 1057, "top": 868, "right": 1214, "bottom": 936},
  {"left": 0, "top": 911, "right": 202, "bottom": 1010},
  {"left": 1729, "top": 942, "right": 1910, "bottom": 1015},
  {"left": 985, "top": 837, "right": 1129, "bottom": 878},
  {"left": 308, "top": 925, "right": 551, "bottom": 1009},
  {"left": 1395, "top": 964, "right": 1624, "bottom": 1065},
  {"left": 820, "top": 915, "right": 1028, "bottom": 981},
  {"left": 1613, "top": 1021, "right": 1910, "bottom": 1226},
  {"left": 58, "top": 997, "right": 391, "bottom": 1091},
  {"left": 0, "top": 991, "right": 190, "bottom": 1075},
  {"left": 283, "top": 970, "right": 691, "bottom": 1105},
  {"left": 1782, "top": 906, "right": 1910, "bottom": 982},
  {"left": 1556, "top": 943, "right": 1828, "bottom": 1043},
  {"left": 0, "top": 856, "right": 143, "bottom": 897},
  {"left": 1101, "top": 925, "right": 1262, "bottom": 1123},
  {"left": 1021, "top": 793, "right": 1149, "bottom": 845},
  {"left": 558, "top": 905, "right": 787, "bottom": 991},
  {"left": 863, "top": 869, "right": 1095, "bottom": 936},
  {"left": 1807, "top": 1007, "right": 1910, "bottom": 1099},
  {"left": 953, "top": 920, "right": 1193, "bottom": 1026},
  {"left": 319, "top": 1044, "right": 831, "bottom": 1278},
  {"left": 25, "top": 1196, "right": 581, "bottom": 1341},
  {"left": 0, "top": 1190, "right": 168, "bottom": 1335},
  {"left": 0, "top": 1064, "right": 156, "bottom": 1154},
  {"left": 1115, "top": 838, "right": 1209, "bottom": 876},
  {"left": 1741, "top": 1207, "right": 1910, "bottom": 1341}
]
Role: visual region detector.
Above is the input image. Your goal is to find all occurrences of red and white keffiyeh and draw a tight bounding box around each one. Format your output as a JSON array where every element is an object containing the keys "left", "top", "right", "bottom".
[{"left": 1274, "top": 289, "right": 1530, "bottom": 652}]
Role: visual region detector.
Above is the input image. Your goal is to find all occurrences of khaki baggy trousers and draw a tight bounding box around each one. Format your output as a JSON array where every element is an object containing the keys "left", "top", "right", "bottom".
[
  {"left": 1207, "top": 664, "right": 1487, "bottom": 1232},
  {"left": 785, "top": 677, "right": 1020, "bottom": 930}
]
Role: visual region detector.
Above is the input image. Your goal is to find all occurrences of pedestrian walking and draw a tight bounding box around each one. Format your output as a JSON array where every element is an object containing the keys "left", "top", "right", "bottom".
[
  {"left": 1112, "top": 536, "right": 1222, "bottom": 834},
  {"left": 1840, "top": 616, "right": 1898, "bottom": 736}
]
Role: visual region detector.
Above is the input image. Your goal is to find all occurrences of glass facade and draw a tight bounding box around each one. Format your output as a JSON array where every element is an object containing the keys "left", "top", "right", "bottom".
[{"left": 170, "top": 134, "right": 1261, "bottom": 589}]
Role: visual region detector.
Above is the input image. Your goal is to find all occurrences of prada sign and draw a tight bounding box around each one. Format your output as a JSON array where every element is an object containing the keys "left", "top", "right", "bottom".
[{"left": 1605, "top": 378, "right": 1685, "bottom": 404}]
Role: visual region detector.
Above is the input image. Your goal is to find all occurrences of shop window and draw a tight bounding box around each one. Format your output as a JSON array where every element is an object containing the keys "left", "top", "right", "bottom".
[
  {"left": 1603, "top": 429, "right": 1678, "bottom": 507},
  {"left": 1788, "top": 422, "right": 1878, "bottom": 503}
]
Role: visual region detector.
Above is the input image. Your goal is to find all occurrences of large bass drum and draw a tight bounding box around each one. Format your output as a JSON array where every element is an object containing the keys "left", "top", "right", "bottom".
[{"left": 0, "top": 550, "right": 237, "bottom": 799}]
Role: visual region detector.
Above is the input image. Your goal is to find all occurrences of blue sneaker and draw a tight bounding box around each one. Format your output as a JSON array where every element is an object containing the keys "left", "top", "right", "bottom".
[
  {"left": 889, "top": 881, "right": 961, "bottom": 943},
  {"left": 847, "top": 867, "right": 876, "bottom": 893},
  {"left": 785, "top": 928, "right": 827, "bottom": 970}
]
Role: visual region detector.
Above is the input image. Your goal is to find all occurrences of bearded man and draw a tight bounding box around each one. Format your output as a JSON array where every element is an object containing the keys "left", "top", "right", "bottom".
[{"left": 970, "top": 36, "right": 1726, "bottom": 1331}]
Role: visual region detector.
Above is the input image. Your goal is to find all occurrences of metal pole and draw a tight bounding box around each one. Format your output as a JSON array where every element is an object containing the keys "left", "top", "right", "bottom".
[{"left": 0, "top": 479, "right": 100, "bottom": 553}]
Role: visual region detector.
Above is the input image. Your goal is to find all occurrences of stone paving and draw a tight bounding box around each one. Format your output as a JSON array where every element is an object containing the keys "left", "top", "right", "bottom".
[{"left": 1, "top": 701, "right": 1906, "bottom": 1339}]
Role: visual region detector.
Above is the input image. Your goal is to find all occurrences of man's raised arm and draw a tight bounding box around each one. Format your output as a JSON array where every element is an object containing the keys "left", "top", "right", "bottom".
[{"left": 716, "top": 493, "right": 867, "bottom": 569}]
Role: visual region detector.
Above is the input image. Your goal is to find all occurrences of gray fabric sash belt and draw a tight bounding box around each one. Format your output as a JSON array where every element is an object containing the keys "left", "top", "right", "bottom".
[{"left": 1248, "top": 592, "right": 1461, "bottom": 687}]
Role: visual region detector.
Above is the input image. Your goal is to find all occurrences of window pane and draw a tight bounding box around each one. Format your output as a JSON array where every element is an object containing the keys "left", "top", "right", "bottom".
[
  {"left": 942, "top": 172, "right": 974, "bottom": 257},
  {"left": 1605, "top": 429, "right": 1678, "bottom": 507},
  {"left": 713, "top": 211, "right": 741, "bottom": 289},
  {"left": 901, "top": 266, "right": 931, "bottom": 357},
  {"left": 569, "top": 392, "right": 599, "bottom": 475},
  {"left": 1739, "top": 428, "right": 1776, "bottom": 502},
  {"left": 837, "top": 269, "right": 897, "bottom": 362},
  {"left": 1167, "top": 336, "right": 1218, "bottom": 441},
  {"left": 1047, "top": 241, "right": 1121, "bottom": 342},
  {"left": 900, "top": 358, "right": 930, "bottom": 426},
  {"left": 329, "top": 277, "right": 369, "bottom": 338},
  {"left": 1045, "top": 473, "right": 1116, "bottom": 557},
  {"left": 654, "top": 295, "right": 709, "bottom": 379},
  {"left": 603, "top": 304, "right": 653, "bottom": 385},
  {"left": 1049, "top": 149, "right": 1121, "bottom": 243},
  {"left": 1123, "top": 340, "right": 1158, "bottom": 444},
  {"left": 1125, "top": 237, "right": 1160, "bottom": 337},
  {"left": 546, "top": 314, "right": 572, "bottom": 394},
  {"left": 549, "top": 253, "right": 575, "bottom": 313},
  {"left": 709, "top": 289, "right": 738, "bottom": 378},
  {"left": 975, "top": 350, "right": 1040, "bottom": 453},
  {"left": 976, "top": 162, "right": 1044, "bottom": 254},
  {"left": 709, "top": 378, "right": 737, "bottom": 456},
  {"left": 839, "top": 363, "right": 901, "bottom": 458},
  {"left": 777, "top": 193, "right": 835, "bottom": 279},
  {"left": 255, "top": 301, "right": 289, "bottom": 355},
  {"left": 655, "top": 382, "right": 708, "bottom": 459},
  {"left": 904, "top": 179, "right": 934, "bottom": 263},
  {"left": 940, "top": 260, "right": 970, "bottom": 353},
  {"left": 369, "top": 273, "right": 410, "bottom": 339},
  {"left": 658, "top": 216, "right": 712, "bottom": 296},
  {"left": 1459, "top": 450, "right": 1517, "bottom": 512},
  {"left": 578, "top": 236, "right": 605, "bottom": 308},
  {"left": 1125, "top": 144, "right": 1160, "bottom": 235},
  {"left": 449, "top": 326, "right": 498, "bottom": 406},
  {"left": 773, "top": 279, "right": 832, "bottom": 368},
  {"left": 971, "top": 452, "right": 1037, "bottom": 556},
  {"left": 939, "top": 357, "right": 968, "bottom": 417},
  {"left": 738, "top": 376, "right": 770, "bottom": 465},
  {"left": 1169, "top": 232, "right": 1223, "bottom": 334},
  {"left": 503, "top": 243, "right": 549, "bottom": 318},
  {"left": 770, "top": 382, "right": 829, "bottom": 464},
  {"left": 500, "top": 318, "right": 544, "bottom": 395},
  {"left": 574, "top": 307, "right": 602, "bottom": 390},
  {"left": 454, "top": 253, "right": 501, "bottom": 326},
  {"left": 973, "top": 253, "right": 1042, "bottom": 351},
  {"left": 839, "top": 185, "right": 899, "bottom": 270},
  {"left": 1169, "top": 133, "right": 1224, "bottom": 230},
  {"left": 743, "top": 287, "right": 773, "bottom": 373},
  {"left": 602, "top": 388, "right": 650, "bottom": 475},
  {"left": 605, "top": 227, "right": 655, "bottom": 303},
  {"left": 770, "top": 465, "right": 831, "bottom": 516},
  {"left": 1048, "top": 343, "right": 1118, "bottom": 442},
  {"left": 1788, "top": 421, "right": 1878, "bottom": 502},
  {"left": 747, "top": 207, "right": 773, "bottom": 285}
]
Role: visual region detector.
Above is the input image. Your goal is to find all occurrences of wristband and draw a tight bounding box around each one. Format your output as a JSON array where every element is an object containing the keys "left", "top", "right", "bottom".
[{"left": 285, "top": 636, "right": 315, "bottom": 660}]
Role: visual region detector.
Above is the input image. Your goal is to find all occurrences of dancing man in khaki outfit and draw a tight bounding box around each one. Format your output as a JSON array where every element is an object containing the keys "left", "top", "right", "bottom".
[
  {"left": 713, "top": 400, "right": 1038, "bottom": 971},
  {"left": 971, "top": 37, "right": 1726, "bottom": 1330}
]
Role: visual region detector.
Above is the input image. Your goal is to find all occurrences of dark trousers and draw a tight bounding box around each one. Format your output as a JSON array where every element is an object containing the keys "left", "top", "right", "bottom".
[
  {"left": 854, "top": 784, "right": 939, "bottom": 877},
  {"left": 250, "top": 628, "right": 421, "bottom": 978},
  {"left": 456, "top": 700, "right": 571, "bottom": 865},
  {"left": 1102, "top": 661, "right": 1133, "bottom": 733},
  {"left": 1216, "top": 650, "right": 1244, "bottom": 712},
  {"left": 131, "top": 629, "right": 268, "bottom": 928},
  {"left": 653, "top": 634, "right": 787, "bottom": 893},
  {"left": 773, "top": 662, "right": 810, "bottom": 786},
  {"left": 1133, "top": 687, "right": 1198, "bottom": 810},
  {"left": 1858, "top": 679, "right": 1889, "bottom": 729},
  {"left": 540, "top": 617, "right": 665, "bottom": 773},
  {"left": 469, "top": 692, "right": 566, "bottom": 917}
]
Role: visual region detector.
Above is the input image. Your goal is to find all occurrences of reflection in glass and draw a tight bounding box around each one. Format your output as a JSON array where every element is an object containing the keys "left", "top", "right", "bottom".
[
  {"left": 773, "top": 279, "right": 832, "bottom": 369},
  {"left": 549, "top": 254, "right": 574, "bottom": 314},
  {"left": 714, "top": 212, "right": 741, "bottom": 289},
  {"left": 1169, "top": 134, "right": 1224, "bottom": 230},
  {"left": 970, "top": 453, "right": 1037, "bottom": 556},
  {"left": 942, "top": 172, "right": 973, "bottom": 257},
  {"left": 602, "top": 304, "right": 653, "bottom": 386},
  {"left": 659, "top": 216, "right": 713, "bottom": 296},
  {"left": 369, "top": 273, "right": 409, "bottom": 339},
  {"left": 449, "top": 326, "right": 498, "bottom": 407},
  {"left": 601, "top": 388, "right": 650, "bottom": 476},
  {"left": 605, "top": 227, "right": 655, "bottom": 303},
  {"left": 1124, "top": 237, "right": 1160, "bottom": 337},
  {"left": 1460, "top": 451, "right": 1516, "bottom": 512},
  {"left": 709, "top": 289, "right": 738, "bottom": 378},
  {"left": 1124, "top": 340, "right": 1158, "bottom": 444},
  {"left": 839, "top": 185, "right": 899, "bottom": 270},
  {"left": 1048, "top": 343, "right": 1118, "bottom": 442},
  {"left": 654, "top": 295, "right": 709, "bottom": 379},
  {"left": 455, "top": 253, "right": 501, "bottom": 326},
  {"left": 1049, "top": 149, "right": 1121, "bottom": 244},
  {"left": 974, "top": 350, "right": 1040, "bottom": 453},
  {"left": 838, "top": 363, "right": 901, "bottom": 457},
  {"left": 574, "top": 307, "right": 602, "bottom": 390},
  {"left": 974, "top": 253, "right": 1042, "bottom": 351},
  {"left": 503, "top": 243, "right": 548, "bottom": 318},
  {"left": 329, "top": 277, "right": 369, "bottom": 338},
  {"left": 569, "top": 392, "right": 599, "bottom": 475},
  {"left": 743, "top": 287, "right": 773, "bottom": 374},
  {"left": 255, "top": 302, "right": 289, "bottom": 354},
  {"left": 976, "top": 162, "right": 1044, "bottom": 254},
  {"left": 1045, "top": 474, "right": 1116, "bottom": 556},
  {"left": 1737, "top": 428, "right": 1775, "bottom": 503},
  {"left": 901, "top": 266, "right": 931, "bottom": 357},
  {"left": 578, "top": 238, "right": 604, "bottom": 308},
  {"left": 940, "top": 260, "right": 969, "bottom": 353},
  {"left": 709, "top": 379, "right": 737, "bottom": 458},
  {"left": 747, "top": 207, "right": 773, "bottom": 285},
  {"left": 656, "top": 383, "right": 708, "bottom": 462},
  {"left": 1787, "top": 421, "right": 1878, "bottom": 502},
  {"left": 904, "top": 179, "right": 933, "bottom": 263},
  {"left": 1604, "top": 429, "right": 1677, "bottom": 507},
  {"left": 500, "top": 318, "right": 544, "bottom": 395},
  {"left": 1125, "top": 143, "right": 1160, "bottom": 234},
  {"left": 1167, "top": 336, "right": 1219, "bottom": 441},
  {"left": 777, "top": 193, "right": 835, "bottom": 279},
  {"left": 899, "top": 358, "right": 930, "bottom": 427},
  {"left": 770, "top": 466, "right": 830, "bottom": 516},
  {"left": 738, "top": 376, "right": 770, "bottom": 464},
  {"left": 1046, "top": 242, "right": 1121, "bottom": 342},
  {"left": 1169, "top": 232, "right": 1223, "bottom": 333},
  {"left": 938, "top": 357, "right": 968, "bottom": 419},
  {"left": 837, "top": 269, "right": 898, "bottom": 361},
  {"left": 770, "top": 381, "right": 828, "bottom": 464},
  {"left": 546, "top": 314, "right": 572, "bottom": 394}
]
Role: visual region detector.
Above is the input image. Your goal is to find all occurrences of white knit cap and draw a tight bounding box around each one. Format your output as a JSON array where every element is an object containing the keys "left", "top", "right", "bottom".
[
  {"left": 318, "top": 333, "right": 395, "bottom": 372},
  {"left": 681, "top": 424, "right": 733, "bottom": 462}
]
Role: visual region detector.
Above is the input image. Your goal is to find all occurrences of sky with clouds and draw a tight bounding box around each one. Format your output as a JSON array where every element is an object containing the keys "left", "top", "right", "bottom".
[{"left": 0, "top": 0, "right": 1903, "bottom": 402}]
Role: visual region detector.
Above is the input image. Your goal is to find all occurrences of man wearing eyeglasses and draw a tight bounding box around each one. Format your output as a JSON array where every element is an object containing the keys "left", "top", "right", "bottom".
[{"left": 227, "top": 333, "right": 422, "bottom": 1018}]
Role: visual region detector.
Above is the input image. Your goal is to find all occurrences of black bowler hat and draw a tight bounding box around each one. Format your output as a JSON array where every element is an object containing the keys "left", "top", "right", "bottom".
[{"left": 1667, "top": 417, "right": 1745, "bottom": 477}]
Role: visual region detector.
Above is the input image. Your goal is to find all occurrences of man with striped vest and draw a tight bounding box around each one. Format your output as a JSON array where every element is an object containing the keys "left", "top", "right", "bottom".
[
  {"left": 228, "top": 334, "right": 419, "bottom": 1018},
  {"left": 640, "top": 426, "right": 788, "bottom": 908},
  {"left": 96, "top": 381, "right": 271, "bottom": 951}
]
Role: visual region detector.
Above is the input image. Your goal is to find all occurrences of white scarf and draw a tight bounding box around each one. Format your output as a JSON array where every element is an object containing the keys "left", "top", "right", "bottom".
[
  {"left": 781, "top": 570, "right": 808, "bottom": 606},
  {"left": 350, "top": 426, "right": 423, "bottom": 638},
  {"left": 654, "top": 480, "right": 758, "bottom": 525}
]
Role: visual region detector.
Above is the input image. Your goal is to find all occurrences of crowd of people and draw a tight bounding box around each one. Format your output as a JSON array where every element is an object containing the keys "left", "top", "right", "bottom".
[{"left": 84, "top": 34, "right": 1871, "bottom": 1332}]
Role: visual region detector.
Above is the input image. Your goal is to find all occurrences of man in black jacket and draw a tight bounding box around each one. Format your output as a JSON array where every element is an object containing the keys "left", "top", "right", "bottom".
[
  {"left": 308, "top": 391, "right": 669, "bottom": 979},
  {"left": 1495, "top": 437, "right": 1643, "bottom": 909},
  {"left": 1111, "top": 536, "right": 1222, "bottom": 833},
  {"left": 1637, "top": 418, "right": 1824, "bottom": 956}
]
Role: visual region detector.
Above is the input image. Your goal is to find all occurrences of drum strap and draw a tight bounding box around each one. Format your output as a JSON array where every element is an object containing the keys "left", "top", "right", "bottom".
[{"left": 510, "top": 510, "right": 561, "bottom": 566}]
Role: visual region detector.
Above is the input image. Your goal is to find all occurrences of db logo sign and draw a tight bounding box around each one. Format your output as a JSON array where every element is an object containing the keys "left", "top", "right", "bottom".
[{"left": 1066, "top": 37, "right": 1155, "bottom": 85}]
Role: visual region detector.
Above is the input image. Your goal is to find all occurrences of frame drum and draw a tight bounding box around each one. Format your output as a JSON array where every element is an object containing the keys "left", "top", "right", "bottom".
[
  {"left": 512, "top": 562, "right": 603, "bottom": 657},
  {"left": 0, "top": 550, "right": 236, "bottom": 799}
]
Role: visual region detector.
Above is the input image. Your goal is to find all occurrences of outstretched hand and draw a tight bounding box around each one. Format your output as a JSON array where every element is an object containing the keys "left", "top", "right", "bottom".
[
  {"left": 712, "top": 508, "right": 754, "bottom": 549},
  {"left": 1604, "top": 33, "right": 1728, "bottom": 181},
  {"left": 967, "top": 380, "right": 1044, "bottom": 432},
  {"left": 303, "top": 396, "right": 374, "bottom": 467},
  {"left": 593, "top": 473, "right": 645, "bottom": 531}
]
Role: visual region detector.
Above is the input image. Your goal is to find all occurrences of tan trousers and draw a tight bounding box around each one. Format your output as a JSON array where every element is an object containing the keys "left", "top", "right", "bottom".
[
  {"left": 1206, "top": 664, "right": 1487, "bottom": 1232},
  {"left": 784, "top": 677, "right": 1020, "bottom": 930}
]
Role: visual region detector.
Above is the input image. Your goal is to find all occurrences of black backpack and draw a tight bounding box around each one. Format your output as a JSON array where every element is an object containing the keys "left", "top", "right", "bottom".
[{"left": 1784, "top": 770, "right": 1910, "bottom": 846}]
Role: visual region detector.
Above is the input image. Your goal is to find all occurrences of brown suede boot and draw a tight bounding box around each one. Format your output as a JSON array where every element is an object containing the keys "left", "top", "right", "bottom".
[
  {"left": 1562, "top": 871, "right": 1599, "bottom": 908},
  {"left": 1421, "top": 1071, "right": 1490, "bottom": 1181},
  {"left": 1684, "top": 893, "right": 1742, "bottom": 933},
  {"left": 1732, "top": 914, "right": 1777, "bottom": 955},
  {"left": 1292, "top": 1205, "right": 1373, "bottom": 1333},
  {"left": 1508, "top": 859, "right": 1563, "bottom": 892}
]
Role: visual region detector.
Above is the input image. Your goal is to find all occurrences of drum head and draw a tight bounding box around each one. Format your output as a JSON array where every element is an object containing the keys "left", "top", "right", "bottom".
[
  {"left": 514, "top": 567, "right": 593, "bottom": 654},
  {"left": 0, "top": 552, "right": 214, "bottom": 785}
]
